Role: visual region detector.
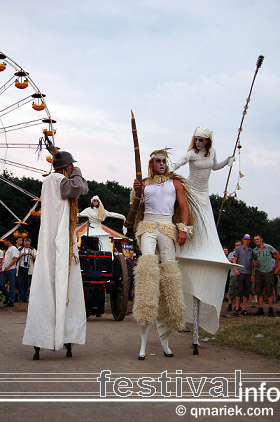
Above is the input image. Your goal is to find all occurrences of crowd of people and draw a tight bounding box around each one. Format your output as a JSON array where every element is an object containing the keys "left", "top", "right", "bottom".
[
  {"left": 0, "top": 236, "right": 36, "bottom": 308},
  {"left": 224, "top": 234, "right": 279, "bottom": 317}
]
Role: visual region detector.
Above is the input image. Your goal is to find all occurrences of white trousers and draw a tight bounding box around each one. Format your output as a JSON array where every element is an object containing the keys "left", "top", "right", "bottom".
[
  {"left": 139, "top": 219, "right": 175, "bottom": 354},
  {"left": 141, "top": 226, "right": 175, "bottom": 263}
]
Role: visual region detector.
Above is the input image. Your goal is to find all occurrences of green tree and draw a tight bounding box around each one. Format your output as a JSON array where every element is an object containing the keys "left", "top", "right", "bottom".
[
  {"left": 1, "top": 173, "right": 278, "bottom": 252},
  {"left": 211, "top": 194, "right": 270, "bottom": 250}
]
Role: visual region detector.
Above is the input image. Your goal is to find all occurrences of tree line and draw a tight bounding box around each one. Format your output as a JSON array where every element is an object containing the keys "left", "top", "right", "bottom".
[{"left": 0, "top": 172, "right": 279, "bottom": 251}]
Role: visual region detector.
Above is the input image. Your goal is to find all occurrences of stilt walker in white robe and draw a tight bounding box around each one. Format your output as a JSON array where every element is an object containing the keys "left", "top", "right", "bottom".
[
  {"left": 22, "top": 149, "right": 88, "bottom": 360},
  {"left": 133, "top": 149, "right": 197, "bottom": 360},
  {"left": 79, "top": 195, "right": 126, "bottom": 251},
  {"left": 172, "top": 127, "right": 240, "bottom": 354}
]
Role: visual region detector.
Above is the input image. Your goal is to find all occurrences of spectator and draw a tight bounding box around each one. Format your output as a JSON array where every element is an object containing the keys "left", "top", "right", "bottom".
[
  {"left": 0, "top": 243, "right": 3, "bottom": 271},
  {"left": 0, "top": 242, "right": 3, "bottom": 309},
  {"left": 14, "top": 236, "right": 23, "bottom": 302},
  {"left": 126, "top": 249, "right": 136, "bottom": 301},
  {"left": 0, "top": 236, "right": 19, "bottom": 307},
  {"left": 227, "top": 240, "right": 242, "bottom": 311},
  {"left": 233, "top": 234, "right": 254, "bottom": 316},
  {"left": 272, "top": 256, "right": 279, "bottom": 303},
  {"left": 15, "top": 237, "right": 23, "bottom": 249},
  {"left": 253, "top": 234, "right": 279, "bottom": 317},
  {"left": 223, "top": 246, "right": 230, "bottom": 302},
  {"left": 17, "top": 238, "right": 37, "bottom": 303}
]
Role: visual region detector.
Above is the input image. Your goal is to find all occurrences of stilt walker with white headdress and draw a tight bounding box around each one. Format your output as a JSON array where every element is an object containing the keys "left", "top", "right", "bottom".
[{"left": 172, "top": 126, "right": 240, "bottom": 354}]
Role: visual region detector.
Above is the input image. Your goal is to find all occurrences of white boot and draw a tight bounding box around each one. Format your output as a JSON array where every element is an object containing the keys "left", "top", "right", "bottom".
[
  {"left": 138, "top": 323, "right": 150, "bottom": 360},
  {"left": 156, "top": 319, "right": 173, "bottom": 357}
]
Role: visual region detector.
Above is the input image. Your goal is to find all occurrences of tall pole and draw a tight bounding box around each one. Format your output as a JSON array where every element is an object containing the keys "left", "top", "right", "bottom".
[
  {"left": 124, "top": 111, "right": 143, "bottom": 228},
  {"left": 216, "top": 55, "right": 264, "bottom": 228}
]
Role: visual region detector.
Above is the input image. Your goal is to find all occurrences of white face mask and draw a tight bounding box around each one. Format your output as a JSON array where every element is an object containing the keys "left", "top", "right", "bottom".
[{"left": 195, "top": 137, "right": 208, "bottom": 150}]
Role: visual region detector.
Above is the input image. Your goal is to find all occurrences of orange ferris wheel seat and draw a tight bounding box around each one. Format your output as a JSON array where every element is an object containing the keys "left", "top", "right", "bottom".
[
  {"left": 31, "top": 210, "right": 41, "bottom": 217},
  {"left": 15, "top": 79, "right": 28, "bottom": 89},
  {"left": 43, "top": 128, "right": 56, "bottom": 136},
  {"left": 32, "top": 102, "right": 46, "bottom": 111}
]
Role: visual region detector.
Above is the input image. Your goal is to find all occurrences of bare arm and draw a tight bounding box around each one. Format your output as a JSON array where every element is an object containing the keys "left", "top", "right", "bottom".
[
  {"left": 250, "top": 259, "right": 254, "bottom": 281},
  {"left": 133, "top": 179, "right": 145, "bottom": 197},
  {"left": 273, "top": 250, "right": 279, "bottom": 269},
  {"left": 4, "top": 256, "right": 18, "bottom": 272},
  {"left": 173, "top": 179, "right": 188, "bottom": 246},
  {"left": 233, "top": 256, "right": 240, "bottom": 276}
]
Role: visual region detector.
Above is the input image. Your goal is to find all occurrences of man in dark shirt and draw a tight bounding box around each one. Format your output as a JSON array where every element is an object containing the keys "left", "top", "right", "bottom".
[
  {"left": 233, "top": 234, "right": 254, "bottom": 316},
  {"left": 253, "top": 234, "right": 279, "bottom": 317}
]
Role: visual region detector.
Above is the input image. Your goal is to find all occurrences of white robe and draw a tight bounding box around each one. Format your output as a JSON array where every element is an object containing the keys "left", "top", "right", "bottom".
[
  {"left": 173, "top": 148, "right": 239, "bottom": 334},
  {"left": 23, "top": 172, "right": 87, "bottom": 350}
]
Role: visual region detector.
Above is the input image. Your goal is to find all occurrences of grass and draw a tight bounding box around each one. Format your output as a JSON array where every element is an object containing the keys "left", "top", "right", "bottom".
[{"left": 198, "top": 316, "right": 280, "bottom": 359}]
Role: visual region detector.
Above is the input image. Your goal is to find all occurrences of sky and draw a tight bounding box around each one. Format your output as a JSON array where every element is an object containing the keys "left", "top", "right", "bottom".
[{"left": 1, "top": 0, "right": 280, "bottom": 220}]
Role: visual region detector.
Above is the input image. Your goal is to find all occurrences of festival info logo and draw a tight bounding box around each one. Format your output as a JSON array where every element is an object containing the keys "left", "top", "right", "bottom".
[{"left": 0, "top": 370, "right": 280, "bottom": 403}]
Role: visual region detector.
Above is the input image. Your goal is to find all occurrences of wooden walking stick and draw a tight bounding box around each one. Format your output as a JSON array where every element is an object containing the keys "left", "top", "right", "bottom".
[
  {"left": 216, "top": 55, "right": 264, "bottom": 228},
  {"left": 124, "top": 111, "right": 143, "bottom": 228}
]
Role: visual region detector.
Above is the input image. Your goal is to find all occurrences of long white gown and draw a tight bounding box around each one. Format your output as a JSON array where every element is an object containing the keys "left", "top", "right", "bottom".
[
  {"left": 173, "top": 147, "right": 237, "bottom": 334},
  {"left": 23, "top": 171, "right": 87, "bottom": 350}
]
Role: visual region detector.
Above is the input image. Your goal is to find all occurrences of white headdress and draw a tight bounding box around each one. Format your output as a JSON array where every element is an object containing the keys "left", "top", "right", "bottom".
[
  {"left": 188, "top": 126, "right": 213, "bottom": 151},
  {"left": 91, "top": 195, "right": 106, "bottom": 221}
]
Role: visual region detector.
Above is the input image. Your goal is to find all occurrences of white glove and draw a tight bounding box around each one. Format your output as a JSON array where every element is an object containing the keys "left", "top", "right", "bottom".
[
  {"left": 228, "top": 156, "right": 235, "bottom": 167},
  {"left": 122, "top": 225, "right": 127, "bottom": 235}
]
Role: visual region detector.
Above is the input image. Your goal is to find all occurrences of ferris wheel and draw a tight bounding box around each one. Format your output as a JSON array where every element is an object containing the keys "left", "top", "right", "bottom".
[{"left": 0, "top": 51, "right": 57, "bottom": 238}]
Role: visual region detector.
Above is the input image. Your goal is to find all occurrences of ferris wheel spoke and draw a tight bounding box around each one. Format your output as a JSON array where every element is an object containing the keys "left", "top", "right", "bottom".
[
  {"left": 0, "top": 119, "right": 44, "bottom": 134},
  {"left": 0, "top": 174, "right": 39, "bottom": 199},
  {"left": 0, "top": 96, "right": 33, "bottom": 118},
  {"left": 0, "top": 199, "right": 21, "bottom": 221},
  {"left": 0, "top": 76, "right": 15, "bottom": 96},
  {"left": 0, "top": 143, "right": 42, "bottom": 149},
  {"left": 1, "top": 200, "right": 40, "bottom": 240},
  {"left": 0, "top": 158, "right": 46, "bottom": 174}
]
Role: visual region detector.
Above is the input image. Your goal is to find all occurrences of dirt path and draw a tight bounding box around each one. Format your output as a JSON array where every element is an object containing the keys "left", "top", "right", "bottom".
[{"left": 0, "top": 303, "right": 279, "bottom": 422}]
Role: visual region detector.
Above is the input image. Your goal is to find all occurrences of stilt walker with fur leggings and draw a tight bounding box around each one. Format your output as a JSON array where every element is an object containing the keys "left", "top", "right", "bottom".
[{"left": 132, "top": 148, "right": 197, "bottom": 360}]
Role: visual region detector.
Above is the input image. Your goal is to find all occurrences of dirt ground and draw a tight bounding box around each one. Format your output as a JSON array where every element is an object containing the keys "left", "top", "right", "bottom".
[{"left": 0, "top": 301, "right": 280, "bottom": 422}]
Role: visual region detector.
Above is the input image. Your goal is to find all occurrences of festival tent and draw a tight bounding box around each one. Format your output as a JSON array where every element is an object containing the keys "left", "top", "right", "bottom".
[{"left": 75, "top": 221, "right": 133, "bottom": 255}]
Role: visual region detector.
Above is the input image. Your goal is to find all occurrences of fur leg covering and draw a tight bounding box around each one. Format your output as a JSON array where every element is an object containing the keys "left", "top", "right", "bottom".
[
  {"left": 157, "top": 261, "right": 186, "bottom": 331},
  {"left": 133, "top": 254, "right": 160, "bottom": 326}
]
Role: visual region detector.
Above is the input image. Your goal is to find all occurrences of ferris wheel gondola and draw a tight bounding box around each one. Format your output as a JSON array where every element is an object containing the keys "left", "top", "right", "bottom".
[
  {"left": 0, "top": 51, "right": 57, "bottom": 239},
  {"left": 0, "top": 51, "right": 57, "bottom": 175}
]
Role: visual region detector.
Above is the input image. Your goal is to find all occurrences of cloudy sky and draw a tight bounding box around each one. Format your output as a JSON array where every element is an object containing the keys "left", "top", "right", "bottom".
[{"left": 1, "top": 0, "right": 279, "bottom": 220}]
